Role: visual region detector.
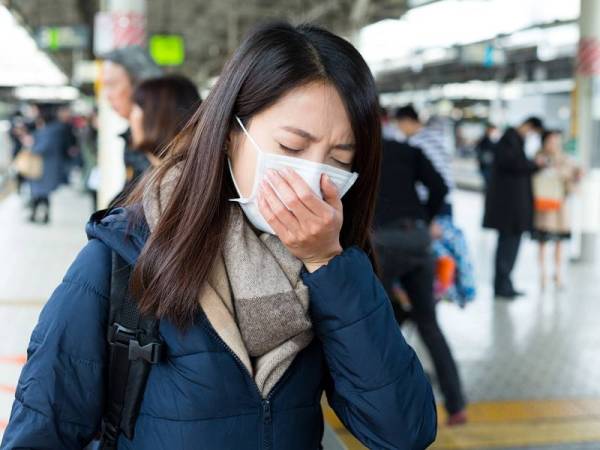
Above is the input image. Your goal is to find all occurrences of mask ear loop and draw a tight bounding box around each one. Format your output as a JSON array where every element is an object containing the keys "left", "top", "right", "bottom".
[
  {"left": 229, "top": 116, "right": 267, "bottom": 202},
  {"left": 235, "top": 116, "right": 263, "bottom": 155}
]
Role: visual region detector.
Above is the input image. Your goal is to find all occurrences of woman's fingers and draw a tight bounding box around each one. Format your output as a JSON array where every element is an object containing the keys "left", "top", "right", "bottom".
[
  {"left": 263, "top": 168, "right": 343, "bottom": 237},
  {"left": 265, "top": 169, "right": 314, "bottom": 221},
  {"left": 278, "top": 168, "right": 328, "bottom": 215},
  {"left": 258, "top": 168, "right": 343, "bottom": 270},
  {"left": 320, "top": 174, "right": 343, "bottom": 211},
  {"left": 258, "top": 180, "right": 299, "bottom": 235},
  {"left": 258, "top": 194, "right": 289, "bottom": 238}
]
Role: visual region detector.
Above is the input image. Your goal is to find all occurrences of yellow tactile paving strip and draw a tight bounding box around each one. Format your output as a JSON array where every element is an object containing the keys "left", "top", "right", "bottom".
[
  {"left": 0, "top": 298, "right": 46, "bottom": 307},
  {"left": 324, "top": 399, "right": 600, "bottom": 449}
]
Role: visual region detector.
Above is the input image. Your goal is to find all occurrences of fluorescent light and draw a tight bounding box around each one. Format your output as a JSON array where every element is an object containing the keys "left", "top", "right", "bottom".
[
  {"left": 14, "top": 86, "right": 79, "bottom": 101},
  {"left": 0, "top": 5, "right": 68, "bottom": 86},
  {"left": 359, "top": 0, "right": 579, "bottom": 68}
]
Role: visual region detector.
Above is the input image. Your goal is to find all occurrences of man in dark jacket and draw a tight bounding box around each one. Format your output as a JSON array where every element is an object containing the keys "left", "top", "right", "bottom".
[
  {"left": 484, "top": 117, "right": 545, "bottom": 299},
  {"left": 374, "top": 138, "right": 467, "bottom": 425}
]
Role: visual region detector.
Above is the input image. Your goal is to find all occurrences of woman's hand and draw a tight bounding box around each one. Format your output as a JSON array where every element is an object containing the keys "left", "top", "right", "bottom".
[{"left": 258, "top": 168, "right": 343, "bottom": 272}]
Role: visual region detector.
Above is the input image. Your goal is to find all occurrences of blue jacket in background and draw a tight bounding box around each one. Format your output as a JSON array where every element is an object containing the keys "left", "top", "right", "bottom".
[
  {"left": 30, "top": 121, "right": 69, "bottom": 198},
  {"left": 1, "top": 207, "right": 437, "bottom": 449}
]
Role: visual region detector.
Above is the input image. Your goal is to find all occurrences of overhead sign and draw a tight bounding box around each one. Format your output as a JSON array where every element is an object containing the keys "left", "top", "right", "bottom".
[
  {"left": 149, "top": 34, "right": 185, "bottom": 66},
  {"left": 460, "top": 43, "right": 505, "bottom": 67},
  {"left": 37, "top": 26, "right": 89, "bottom": 51},
  {"left": 93, "top": 11, "right": 146, "bottom": 55}
]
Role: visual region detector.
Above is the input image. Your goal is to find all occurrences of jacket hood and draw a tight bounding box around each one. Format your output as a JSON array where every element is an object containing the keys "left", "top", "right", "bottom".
[{"left": 85, "top": 206, "right": 150, "bottom": 265}]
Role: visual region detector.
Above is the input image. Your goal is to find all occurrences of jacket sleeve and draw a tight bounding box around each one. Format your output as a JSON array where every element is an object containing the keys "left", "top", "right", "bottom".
[
  {"left": 415, "top": 147, "right": 448, "bottom": 222},
  {"left": 302, "top": 247, "right": 437, "bottom": 450},
  {"left": 494, "top": 132, "right": 538, "bottom": 175},
  {"left": 1, "top": 239, "right": 111, "bottom": 450},
  {"left": 31, "top": 130, "right": 51, "bottom": 155}
]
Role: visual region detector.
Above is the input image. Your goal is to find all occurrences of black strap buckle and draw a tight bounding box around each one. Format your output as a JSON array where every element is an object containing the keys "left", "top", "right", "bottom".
[
  {"left": 108, "top": 323, "right": 162, "bottom": 364},
  {"left": 128, "top": 339, "right": 162, "bottom": 364}
]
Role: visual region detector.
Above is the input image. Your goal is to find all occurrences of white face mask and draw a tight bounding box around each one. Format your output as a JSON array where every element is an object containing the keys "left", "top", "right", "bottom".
[{"left": 228, "top": 116, "right": 359, "bottom": 235}]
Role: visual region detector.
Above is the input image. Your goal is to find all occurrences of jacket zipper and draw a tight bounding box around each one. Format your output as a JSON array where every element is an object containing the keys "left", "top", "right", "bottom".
[
  {"left": 263, "top": 398, "right": 272, "bottom": 450},
  {"left": 199, "top": 312, "right": 292, "bottom": 448}
]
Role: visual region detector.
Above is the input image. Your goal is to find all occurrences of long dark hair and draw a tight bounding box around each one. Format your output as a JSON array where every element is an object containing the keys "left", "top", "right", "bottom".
[
  {"left": 132, "top": 75, "right": 200, "bottom": 157},
  {"left": 125, "top": 22, "right": 382, "bottom": 328}
]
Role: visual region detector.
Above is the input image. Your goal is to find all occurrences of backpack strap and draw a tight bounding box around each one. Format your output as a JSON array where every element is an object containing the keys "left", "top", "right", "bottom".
[{"left": 99, "top": 251, "right": 163, "bottom": 449}]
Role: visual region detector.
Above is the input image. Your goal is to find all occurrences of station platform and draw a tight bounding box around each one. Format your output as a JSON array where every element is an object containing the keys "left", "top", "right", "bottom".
[{"left": 0, "top": 185, "right": 598, "bottom": 449}]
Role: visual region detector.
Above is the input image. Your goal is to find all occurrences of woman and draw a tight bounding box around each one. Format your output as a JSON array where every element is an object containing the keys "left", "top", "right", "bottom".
[
  {"left": 532, "top": 130, "right": 580, "bottom": 290},
  {"left": 2, "top": 23, "right": 436, "bottom": 450},
  {"left": 28, "top": 104, "right": 71, "bottom": 224},
  {"left": 129, "top": 75, "right": 200, "bottom": 168},
  {"left": 110, "top": 75, "right": 201, "bottom": 206}
]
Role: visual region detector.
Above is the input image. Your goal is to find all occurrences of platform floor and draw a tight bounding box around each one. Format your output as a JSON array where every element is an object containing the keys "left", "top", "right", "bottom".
[{"left": 1, "top": 186, "right": 599, "bottom": 449}]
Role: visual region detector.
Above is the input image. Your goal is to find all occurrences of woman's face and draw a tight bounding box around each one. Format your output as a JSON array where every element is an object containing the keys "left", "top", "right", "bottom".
[
  {"left": 130, "top": 103, "right": 144, "bottom": 148},
  {"left": 229, "top": 82, "right": 355, "bottom": 197},
  {"left": 544, "top": 133, "right": 562, "bottom": 156}
]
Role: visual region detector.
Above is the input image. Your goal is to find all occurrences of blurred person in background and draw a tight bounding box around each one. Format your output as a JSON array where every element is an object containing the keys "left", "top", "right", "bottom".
[
  {"left": 56, "top": 104, "right": 79, "bottom": 184},
  {"left": 9, "top": 113, "right": 27, "bottom": 193},
  {"left": 77, "top": 109, "right": 99, "bottom": 210},
  {"left": 374, "top": 131, "right": 468, "bottom": 425},
  {"left": 484, "top": 116, "right": 546, "bottom": 299},
  {"left": 9, "top": 110, "right": 36, "bottom": 194},
  {"left": 379, "top": 106, "right": 402, "bottom": 141},
  {"left": 109, "top": 75, "right": 200, "bottom": 206},
  {"left": 28, "top": 104, "right": 70, "bottom": 224},
  {"left": 129, "top": 76, "right": 200, "bottom": 167},
  {"left": 532, "top": 130, "right": 581, "bottom": 290},
  {"left": 475, "top": 123, "right": 500, "bottom": 189},
  {"left": 101, "top": 46, "right": 162, "bottom": 200},
  {"left": 394, "top": 104, "right": 454, "bottom": 217}
]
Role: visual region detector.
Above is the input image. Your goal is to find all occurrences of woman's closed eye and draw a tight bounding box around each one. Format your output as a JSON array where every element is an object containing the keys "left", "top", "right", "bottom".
[
  {"left": 279, "top": 143, "right": 303, "bottom": 153},
  {"left": 333, "top": 159, "right": 352, "bottom": 169},
  {"left": 277, "top": 142, "right": 354, "bottom": 169}
]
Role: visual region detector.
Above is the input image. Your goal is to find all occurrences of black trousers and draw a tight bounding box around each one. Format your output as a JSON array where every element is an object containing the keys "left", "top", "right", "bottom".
[
  {"left": 374, "top": 224, "right": 466, "bottom": 415},
  {"left": 30, "top": 196, "right": 50, "bottom": 223},
  {"left": 494, "top": 232, "right": 522, "bottom": 296}
]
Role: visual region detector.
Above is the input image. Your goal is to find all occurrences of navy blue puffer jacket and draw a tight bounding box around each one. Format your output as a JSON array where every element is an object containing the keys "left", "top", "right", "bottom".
[{"left": 1, "top": 208, "right": 436, "bottom": 449}]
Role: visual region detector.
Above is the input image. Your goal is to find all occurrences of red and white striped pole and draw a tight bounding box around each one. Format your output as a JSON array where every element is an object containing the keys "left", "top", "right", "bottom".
[
  {"left": 95, "top": 0, "right": 147, "bottom": 208},
  {"left": 109, "top": 0, "right": 146, "bottom": 48}
]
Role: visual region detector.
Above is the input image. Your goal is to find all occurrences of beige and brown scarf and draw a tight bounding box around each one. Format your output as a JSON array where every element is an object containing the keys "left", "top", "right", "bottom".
[{"left": 142, "top": 165, "right": 314, "bottom": 396}]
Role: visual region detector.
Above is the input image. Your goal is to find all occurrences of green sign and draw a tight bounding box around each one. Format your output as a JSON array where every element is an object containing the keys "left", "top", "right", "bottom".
[
  {"left": 150, "top": 34, "right": 185, "bottom": 66},
  {"left": 37, "top": 26, "right": 89, "bottom": 51}
]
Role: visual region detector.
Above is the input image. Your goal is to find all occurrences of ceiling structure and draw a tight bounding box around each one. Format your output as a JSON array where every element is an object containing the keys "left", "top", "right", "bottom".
[{"left": 2, "top": 0, "right": 409, "bottom": 85}]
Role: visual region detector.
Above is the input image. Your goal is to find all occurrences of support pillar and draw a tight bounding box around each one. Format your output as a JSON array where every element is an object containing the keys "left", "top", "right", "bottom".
[
  {"left": 574, "top": 0, "right": 600, "bottom": 262},
  {"left": 95, "top": 0, "right": 147, "bottom": 208}
]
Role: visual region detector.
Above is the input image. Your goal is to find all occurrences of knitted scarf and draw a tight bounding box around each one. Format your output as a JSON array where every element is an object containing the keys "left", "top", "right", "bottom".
[{"left": 142, "top": 165, "right": 314, "bottom": 396}]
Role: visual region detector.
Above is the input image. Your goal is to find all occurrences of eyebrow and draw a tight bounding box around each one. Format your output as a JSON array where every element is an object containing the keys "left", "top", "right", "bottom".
[{"left": 280, "top": 126, "right": 355, "bottom": 151}]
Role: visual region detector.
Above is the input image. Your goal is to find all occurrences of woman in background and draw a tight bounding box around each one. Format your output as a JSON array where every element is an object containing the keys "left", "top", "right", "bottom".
[
  {"left": 532, "top": 130, "right": 581, "bottom": 290},
  {"left": 129, "top": 75, "right": 200, "bottom": 168},
  {"left": 110, "top": 75, "right": 200, "bottom": 206}
]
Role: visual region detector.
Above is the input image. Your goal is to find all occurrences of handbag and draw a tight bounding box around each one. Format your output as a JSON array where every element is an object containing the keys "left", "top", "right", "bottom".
[
  {"left": 533, "top": 167, "right": 563, "bottom": 212},
  {"left": 13, "top": 149, "right": 43, "bottom": 180}
]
